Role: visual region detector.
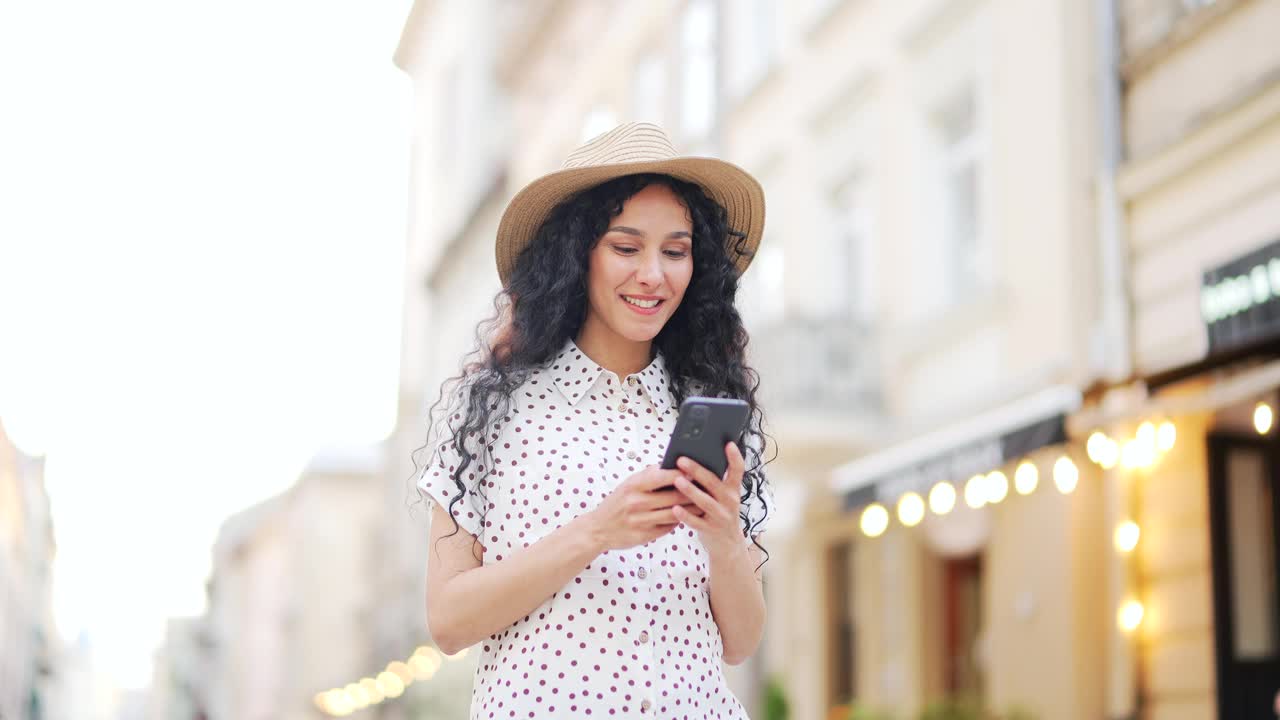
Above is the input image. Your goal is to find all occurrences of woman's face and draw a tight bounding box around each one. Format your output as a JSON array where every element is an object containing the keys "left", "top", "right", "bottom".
[{"left": 583, "top": 183, "right": 695, "bottom": 345}]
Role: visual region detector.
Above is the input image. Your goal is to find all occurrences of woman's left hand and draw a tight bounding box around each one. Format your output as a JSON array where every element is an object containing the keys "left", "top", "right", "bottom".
[{"left": 670, "top": 442, "right": 745, "bottom": 559}]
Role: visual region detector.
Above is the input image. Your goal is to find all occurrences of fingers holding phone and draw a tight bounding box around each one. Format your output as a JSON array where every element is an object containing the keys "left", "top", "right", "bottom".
[{"left": 586, "top": 466, "right": 704, "bottom": 551}]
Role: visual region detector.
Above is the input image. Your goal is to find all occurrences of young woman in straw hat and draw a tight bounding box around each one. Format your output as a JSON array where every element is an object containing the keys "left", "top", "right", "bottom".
[{"left": 416, "top": 122, "right": 775, "bottom": 719}]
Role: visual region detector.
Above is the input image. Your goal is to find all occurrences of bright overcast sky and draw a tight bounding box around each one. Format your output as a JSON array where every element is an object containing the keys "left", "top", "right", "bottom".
[{"left": 0, "top": 0, "right": 413, "bottom": 690}]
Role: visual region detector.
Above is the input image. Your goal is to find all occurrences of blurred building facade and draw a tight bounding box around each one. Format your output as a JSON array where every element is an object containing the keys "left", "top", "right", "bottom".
[
  {"left": 1086, "top": 0, "right": 1280, "bottom": 718},
  {"left": 387, "top": 2, "right": 1280, "bottom": 720},
  {"left": 200, "top": 445, "right": 388, "bottom": 720},
  {"left": 146, "top": 617, "right": 211, "bottom": 720},
  {"left": 0, "top": 418, "right": 58, "bottom": 720},
  {"left": 744, "top": 1, "right": 1112, "bottom": 719}
]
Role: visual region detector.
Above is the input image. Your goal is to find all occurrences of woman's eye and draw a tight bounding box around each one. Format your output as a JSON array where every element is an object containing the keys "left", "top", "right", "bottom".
[
  {"left": 612, "top": 245, "right": 639, "bottom": 255},
  {"left": 664, "top": 250, "right": 689, "bottom": 259}
]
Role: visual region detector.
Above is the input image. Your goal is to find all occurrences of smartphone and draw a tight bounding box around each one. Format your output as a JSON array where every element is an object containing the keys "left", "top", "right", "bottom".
[{"left": 658, "top": 396, "right": 750, "bottom": 490}]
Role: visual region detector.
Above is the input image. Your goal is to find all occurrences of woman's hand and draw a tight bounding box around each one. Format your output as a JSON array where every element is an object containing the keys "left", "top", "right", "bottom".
[
  {"left": 670, "top": 442, "right": 746, "bottom": 559},
  {"left": 585, "top": 466, "right": 703, "bottom": 552}
]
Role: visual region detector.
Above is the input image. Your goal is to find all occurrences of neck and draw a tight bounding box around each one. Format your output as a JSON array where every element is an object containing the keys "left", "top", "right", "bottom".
[{"left": 575, "top": 320, "right": 653, "bottom": 378}]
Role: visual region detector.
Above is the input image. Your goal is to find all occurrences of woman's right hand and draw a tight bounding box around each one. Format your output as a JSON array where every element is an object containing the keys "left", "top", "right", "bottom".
[{"left": 584, "top": 466, "right": 703, "bottom": 552}]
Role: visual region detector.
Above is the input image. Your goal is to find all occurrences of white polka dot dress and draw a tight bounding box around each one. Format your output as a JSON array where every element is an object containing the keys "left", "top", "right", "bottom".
[{"left": 418, "top": 338, "right": 774, "bottom": 720}]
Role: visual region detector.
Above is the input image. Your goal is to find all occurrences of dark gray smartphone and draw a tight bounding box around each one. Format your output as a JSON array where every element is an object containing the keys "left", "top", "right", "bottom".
[{"left": 657, "top": 396, "right": 750, "bottom": 490}]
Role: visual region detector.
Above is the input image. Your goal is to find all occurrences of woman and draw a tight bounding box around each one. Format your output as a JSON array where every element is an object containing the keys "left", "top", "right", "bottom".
[{"left": 416, "top": 122, "right": 775, "bottom": 719}]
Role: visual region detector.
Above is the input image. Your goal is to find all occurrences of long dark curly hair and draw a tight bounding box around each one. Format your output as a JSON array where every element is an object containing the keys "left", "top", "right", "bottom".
[{"left": 414, "top": 172, "right": 773, "bottom": 564}]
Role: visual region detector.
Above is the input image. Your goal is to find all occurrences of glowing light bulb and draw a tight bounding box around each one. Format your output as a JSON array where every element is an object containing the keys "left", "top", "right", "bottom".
[
  {"left": 1255, "top": 403, "right": 1274, "bottom": 435},
  {"left": 1118, "top": 600, "right": 1144, "bottom": 633},
  {"left": 985, "top": 471, "right": 1009, "bottom": 504},
  {"left": 897, "top": 492, "right": 925, "bottom": 527},
  {"left": 1053, "top": 456, "right": 1078, "bottom": 494},
  {"left": 1014, "top": 461, "right": 1038, "bottom": 495},
  {"left": 1087, "top": 432, "right": 1110, "bottom": 464},
  {"left": 860, "top": 503, "right": 889, "bottom": 538},
  {"left": 1156, "top": 421, "right": 1176, "bottom": 452},
  {"left": 929, "top": 482, "right": 956, "bottom": 515},
  {"left": 377, "top": 671, "right": 406, "bottom": 698},
  {"left": 964, "top": 475, "right": 987, "bottom": 509},
  {"left": 1114, "top": 520, "right": 1140, "bottom": 553}
]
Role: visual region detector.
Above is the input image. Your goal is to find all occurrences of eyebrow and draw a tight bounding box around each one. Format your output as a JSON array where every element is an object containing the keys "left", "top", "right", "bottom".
[{"left": 605, "top": 225, "right": 693, "bottom": 240}]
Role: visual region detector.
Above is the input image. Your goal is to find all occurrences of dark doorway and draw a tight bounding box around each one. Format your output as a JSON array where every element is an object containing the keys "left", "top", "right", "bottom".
[
  {"left": 1208, "top": 433, "right": 1280, "bottom": 719},
  {"left": 943, "top": 554, "right": 984, "bottom": 698}
]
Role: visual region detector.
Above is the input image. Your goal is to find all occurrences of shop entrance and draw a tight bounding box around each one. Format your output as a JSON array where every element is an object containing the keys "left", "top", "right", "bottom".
[{"left": 1208, "top": 433, "right": 1280, "bottom": 719}]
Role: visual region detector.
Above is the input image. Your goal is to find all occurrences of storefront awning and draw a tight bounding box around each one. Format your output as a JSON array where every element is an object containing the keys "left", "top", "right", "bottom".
[
  {"left": 831, "top": 385, "right": 1081, "bottom": 511},
  {"left": 1070, "top": 357, "right": 1280, "bottom": 434}
]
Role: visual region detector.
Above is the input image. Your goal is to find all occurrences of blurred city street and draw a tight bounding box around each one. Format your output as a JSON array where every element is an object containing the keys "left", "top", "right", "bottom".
[{"left": 3, "top": 0, "right": 1280, "bottom": 719}]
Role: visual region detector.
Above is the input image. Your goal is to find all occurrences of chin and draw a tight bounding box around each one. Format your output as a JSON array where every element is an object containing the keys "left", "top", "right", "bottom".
[{"left": 614, "top": 317, "right": 667, "bottom": 343}]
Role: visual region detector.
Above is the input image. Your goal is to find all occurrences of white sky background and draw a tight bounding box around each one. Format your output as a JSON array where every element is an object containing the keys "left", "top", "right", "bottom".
[{"left": 0, "top": 0, "right": 413, "bottom": 690}]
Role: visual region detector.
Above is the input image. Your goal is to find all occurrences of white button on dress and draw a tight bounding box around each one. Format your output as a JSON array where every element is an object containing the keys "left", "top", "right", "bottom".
[{"left": 418, "top": 338, "right": 775, "bottom": 719}]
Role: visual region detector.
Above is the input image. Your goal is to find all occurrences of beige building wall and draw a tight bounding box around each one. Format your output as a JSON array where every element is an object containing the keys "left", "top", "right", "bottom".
[
  {"left": 1118, "top": 1, "right": 1280, "bottom": 719},
  {"left": 725, "top": 0, "right": 1106, "bottom": 718}
]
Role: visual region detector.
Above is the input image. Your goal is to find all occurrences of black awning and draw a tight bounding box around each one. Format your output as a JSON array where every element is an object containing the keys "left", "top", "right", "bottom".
[{"left": 833, "top": 386, "right": 1078, "bottom": 511}]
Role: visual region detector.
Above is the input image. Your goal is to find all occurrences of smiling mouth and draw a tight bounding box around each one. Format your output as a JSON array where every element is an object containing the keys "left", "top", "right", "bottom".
[{"left": 622, "top": 295, "right": 663, "bottom": 309}]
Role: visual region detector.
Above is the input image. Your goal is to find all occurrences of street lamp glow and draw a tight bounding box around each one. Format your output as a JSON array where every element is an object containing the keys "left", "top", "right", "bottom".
[
  {"left": 985, "top": 471, "right": 1009, "bottom": 504},
  {"left": 860, "top": 503, "right": 890, "bottom": 537},
  {"left": 1137, "top": 421, "right": 1155, "bottom": 448},
  {"left": 361, "top": 677, "right": 384, "bottom": 704},
  {"left": 1014, "top": 461, "right": 1038, "bottom": 495},
  {"left": 346, "top": 683, "right": 369, "bottom": 709},
  {"left": 929, "top": 481, "right": 956, "bottom": 515},
  {"left": 377, "top": 671, "right": 405, "bottom": 698},
  {"left": 1053, "top": 456, "right": 1079, "bottom": 494},
  {"left": 1098, "top": 437, "right": 1120, "bottom": 469},
  {"left": 1156, "top": 421, "right": 1176, "bottom": 452},
  {"left": 1256, "top": 402, "right": 1274, "bottom": 434},
  {"left": 1118, "top": 600, "right": 1145, "bottom": 633},
  {"left": 897, "top": 492, "right": 925, "bottom": 527},
  {"left": 1114, "top": 520, "right": 1141, "bottom": 553},
  {"left": 411, "top": 653, "right": 441, "bottom": 680},
  {"left": 1086, "top": 432, "right": 1110, "bottom": 464},
  {"left": 387, "top": 660, "right": 414, "bottom": 683},
  {"left": 963, "top": 475, "right": 988, "bottom": 509}
]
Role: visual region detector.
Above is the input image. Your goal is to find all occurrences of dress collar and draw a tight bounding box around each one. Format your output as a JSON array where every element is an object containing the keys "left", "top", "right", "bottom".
[{"left": 549, "top": 338, "right": 673, "bottom": 413}]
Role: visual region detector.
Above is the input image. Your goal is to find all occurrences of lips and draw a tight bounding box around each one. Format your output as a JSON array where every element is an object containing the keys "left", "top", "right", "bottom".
[{"left": 621, "top": 295, "right": 664, "bottom": 315}]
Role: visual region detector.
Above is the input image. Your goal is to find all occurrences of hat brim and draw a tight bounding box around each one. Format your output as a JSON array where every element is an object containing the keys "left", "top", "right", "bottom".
[{"left": 495, "top": 157, "right": 766, "bottom": 287}]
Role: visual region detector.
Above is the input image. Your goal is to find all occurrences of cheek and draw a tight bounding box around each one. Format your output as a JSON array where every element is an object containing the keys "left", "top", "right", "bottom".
[
  {"left": 586, "top": 250, "right": 616, "bottom": 298},
  {"left": 669, "top": 262, "right": 694, "bottom": 302}
]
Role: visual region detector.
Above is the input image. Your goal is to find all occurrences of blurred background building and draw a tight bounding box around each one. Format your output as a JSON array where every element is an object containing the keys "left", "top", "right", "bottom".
[
  {"left": 5, "top": 1, "right": 1279, "bottom": 719},
  {"left": 0, "top": 418, "right": 58, "bottom": 720}
]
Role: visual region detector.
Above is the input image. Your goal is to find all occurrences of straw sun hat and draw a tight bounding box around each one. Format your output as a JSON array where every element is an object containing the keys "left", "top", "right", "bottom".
[{"left": 494, "top": 122, "right": 766, "bottom": 286}]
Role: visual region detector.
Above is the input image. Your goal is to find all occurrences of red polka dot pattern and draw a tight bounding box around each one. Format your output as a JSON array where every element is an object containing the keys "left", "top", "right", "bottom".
[{"left": 417, "top": 339, "right": 772, "bottom": 719}]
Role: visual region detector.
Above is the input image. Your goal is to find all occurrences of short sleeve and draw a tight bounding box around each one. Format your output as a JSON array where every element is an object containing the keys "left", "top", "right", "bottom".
[{"left": 416, "top": 386, "right": 486, "bottom": 538}]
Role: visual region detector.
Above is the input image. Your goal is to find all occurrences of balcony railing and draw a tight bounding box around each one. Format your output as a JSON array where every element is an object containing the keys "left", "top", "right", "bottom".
[{"left": 751, "top": 314, "right": 882, "bottom": 416}]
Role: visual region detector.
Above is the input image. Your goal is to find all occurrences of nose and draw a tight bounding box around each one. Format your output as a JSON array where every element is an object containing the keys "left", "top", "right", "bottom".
[{"left": 635, "top": 248, "right": 663, "bottom": 288}]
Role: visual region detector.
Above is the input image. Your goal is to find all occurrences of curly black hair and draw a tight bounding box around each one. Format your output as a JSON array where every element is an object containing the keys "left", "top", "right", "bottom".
[{"left": 413, "top": 173, "right": 773, "bottom": 565}]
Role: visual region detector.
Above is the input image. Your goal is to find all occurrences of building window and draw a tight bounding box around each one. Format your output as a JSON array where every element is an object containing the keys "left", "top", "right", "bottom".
[
  {"left": 727, "top": 0, "right": 775, "bottom": 100},
  {"left": 744, "top": 244, "right": 785, "bottom": 327},
  {"left": 631, "top": 52, "right": 665, "bottom": 125},
  {"left": 679, "top": 0, "right": 717, "bottom": 142},
  {"left": 830, "top": 174, "right": 877, "bottom": 322},
  {"left": 930, "top": 88, "right": 983, "bottom": 305}
]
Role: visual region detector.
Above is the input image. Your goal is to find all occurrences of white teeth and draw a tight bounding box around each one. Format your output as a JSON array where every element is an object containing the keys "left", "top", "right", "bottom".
[{"left": 623, "top": 296, "right": 660, "bottom": 309}]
